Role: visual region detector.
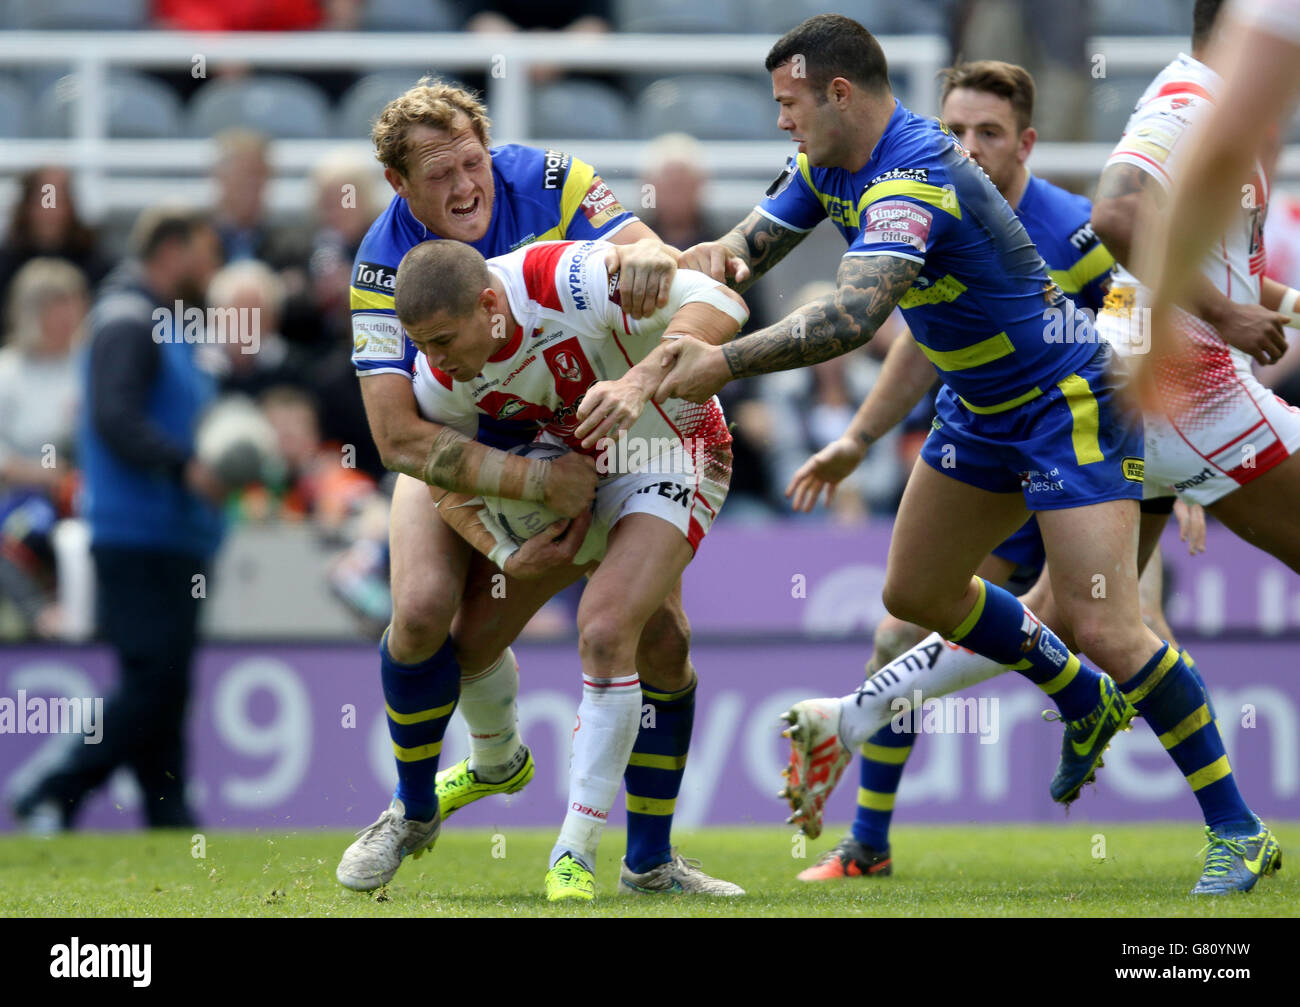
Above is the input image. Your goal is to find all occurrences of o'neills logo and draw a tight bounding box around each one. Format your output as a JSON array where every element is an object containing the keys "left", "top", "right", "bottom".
[
  {"left": 571, "top": 802, "right": 607, "bottom": 820},
  {"left": 502, "top": 354, "right": 536, "bottom": 386}
]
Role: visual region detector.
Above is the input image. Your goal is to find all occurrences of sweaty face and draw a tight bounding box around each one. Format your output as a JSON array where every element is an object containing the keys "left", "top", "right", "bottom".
[
  {"left": 941, "top": 88, "right": 1028, "bottom": 198},
  {"left": 404, "top": 296, "right": 497, "bottom": 381},
  {"left": 390, "top": 121, "right": 495, "bottom": 242},
  {"left": 772, "top": 63, "right": 844, "bottom": 167}
]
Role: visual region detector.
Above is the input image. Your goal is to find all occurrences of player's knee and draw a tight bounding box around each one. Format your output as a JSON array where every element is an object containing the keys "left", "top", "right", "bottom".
[
  {"left": 579, "top": 614, "right": 636, "bottom": 671},
  {"left": 873, "top": 615, "right": 924, "bottom": 665},
  {"left": 1066, "top": 614, "right": 1131, "bottom": 670},
  {"left": 881, "top": 580, "right": 928, "bottom": 629},
  {"left": 388, "top": 582, "right": 454, "bottom": 657}
]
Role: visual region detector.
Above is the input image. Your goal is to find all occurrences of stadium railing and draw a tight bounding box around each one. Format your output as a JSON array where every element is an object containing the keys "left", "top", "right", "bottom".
[{"left": 3, "top": 30, "right": 1293, "bottom": 219}]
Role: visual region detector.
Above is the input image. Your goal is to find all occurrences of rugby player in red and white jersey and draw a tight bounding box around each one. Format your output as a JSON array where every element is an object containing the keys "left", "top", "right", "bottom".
[
  {"left": 393, "top": 237, "right": 748, "bottom": 900},
  {"left": 1143, "top": 0, "right": 1300, "bottom": 351},
  {"left": 1092, "top": 0, "right": 1300, "bottom": 571}
]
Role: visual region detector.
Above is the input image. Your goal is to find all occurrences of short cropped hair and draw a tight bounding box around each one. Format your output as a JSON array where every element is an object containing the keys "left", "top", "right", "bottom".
[
  {"left": 940, "top": 60, "right": 1036, "bottom": 132},
  {"left": 395, "top": 240, "right": 489, "bottom": 326},
  {"left": 1193, "top": 0, "right": 1227, "bottom": 48},
  {"left": 765, "top": 14, "right": 890, "bottom": 98},
  {"left": 371, "top": 77, "right": 492, "bottom": 178},
  {"left": 128, "top": 206, "right": 201, "bottom": 262}
]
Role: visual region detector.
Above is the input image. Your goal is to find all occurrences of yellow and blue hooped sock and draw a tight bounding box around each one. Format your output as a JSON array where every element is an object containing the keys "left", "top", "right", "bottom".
[
  {"left": 380, "top": 631, "right": 460, "bottom": 823},
  {"left": 1119, "top": 642, "right": 1254, "bottom": 833},
  {"left": 850, "top": 715, "right": 915, "bottom": 852},
  {"left": 1180, "top": 648, "right": 1218, "bottom": 721},
  {"left": 623, "top": 675, "right": 696, "bottom": 874},
  {"left": 949, "top": 577, "right": 1102, "bottom": 721}
]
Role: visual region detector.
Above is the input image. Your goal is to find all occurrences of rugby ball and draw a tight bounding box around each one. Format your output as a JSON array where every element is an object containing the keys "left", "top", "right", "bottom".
[
  {"left": 483, "top": 441, "right": 572, "bottom": 543},
  {"left": 195, "top": 395, "right": 283, "bottom": 489}
]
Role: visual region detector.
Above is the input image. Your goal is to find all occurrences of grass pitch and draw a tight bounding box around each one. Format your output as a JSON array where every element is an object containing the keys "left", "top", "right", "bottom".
[{"left": 1, "top": 823, "right": 1294, "bottom": 918}]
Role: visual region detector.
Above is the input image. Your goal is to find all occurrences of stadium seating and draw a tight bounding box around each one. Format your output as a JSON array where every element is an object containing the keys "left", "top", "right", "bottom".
[
  {"left": 613, "top": 0, "right": 746, "bottom": 34},
  {"left": 1092, "top": 0, "right": 1186, "bottom": 35},
  {"left": 0, "top": 75, "right": 30, "bottom": 137},
  {"left": 36, "top": 71, "right": 183, "bottom": 140},
  {"left": 189, "top": 74, "right": 333, "bottom": 139},
  {"left": 635, "top": 75, "right": 776, "bottom": 140},
  {"left": 753, "top": 0, "right": 948, "bottom": 36},
  {"left": 531, "top": 80, "right": 631, "bottom": 140},
  {"left": 336, "top": 70, "right": 458, "bottom": 139},
  {"left": 360, "top": 0, "right": 460, "bottom": 33},
  {"left": 1088, "top": 72, "right": 1149, "bottom": 143},
  {"left": 7, "top": 0, "right": 147, "bottom": 30}
]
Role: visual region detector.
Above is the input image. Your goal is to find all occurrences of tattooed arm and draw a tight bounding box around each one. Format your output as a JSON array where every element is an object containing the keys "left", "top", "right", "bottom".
[
  {"left": 654, "top": 254, "right": 922, "bottom": 403},
  {"left": 679, "top": 210, "right": 811, "bottom": 293}
]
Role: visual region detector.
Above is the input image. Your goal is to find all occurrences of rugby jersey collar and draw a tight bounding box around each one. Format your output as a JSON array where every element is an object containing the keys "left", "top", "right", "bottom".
[{"left": 861, "top": 99, "right": 906, "bottom": 177}]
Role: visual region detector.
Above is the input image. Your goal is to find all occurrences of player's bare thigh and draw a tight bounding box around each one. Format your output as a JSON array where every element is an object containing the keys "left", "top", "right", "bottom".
[
  {"left": 1208, "top": 451, "right": 1300, "bottom": 573},
  {"left": 578, "top": 514, "right": 695, "bottom": 675},
  {"left": 880, "top": 460, "right": 1029, "bottom": 634},
  {"left": 387, "top": 473, "right": 473, "bottom": 663},
  {"left": 1034, "top": 499, "right": 1162, "bottom": 681},
  {"left": 451, "top": 552, "right": 592, "bottom": 674},
  {"left": 1015, "top": 508, "right": 1172, "bottom": 656}
]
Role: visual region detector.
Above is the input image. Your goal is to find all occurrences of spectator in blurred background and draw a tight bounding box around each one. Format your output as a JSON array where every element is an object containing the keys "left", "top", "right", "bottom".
[
  {"left": 456, "top": 0, "right": 611, "bottom": 84},
  {"left": 0, "top": 259, "right": 87, "bottom": 639},
  {"left": 0, "top": 167, "right": 108, "bottom": 305},
  {"left": 209, "top": 129, "right": 275, "bottom": 263},
  {"left": 950, "top": 0, "right": 1089, "bottom": 141},
  {"left": 202, "top": 259, "right": 306, "bottom": 399},
  {"left": 640, "top": 134, "right": 714, "bottom": 253},
  {"left": 638, "top": 134, "right": 785, "bottom": 518},
  {"left": 12, "top": 208, "right": 227, "bottom": 831},
  {"left": 152, "top": 0, "right": 362, "bottom": 31},
  {"left": 265, "top": 150, "right": 388, "bottom": 479},
  {"left": 760, "top": 281, "right": 904, "bottom": 522}
]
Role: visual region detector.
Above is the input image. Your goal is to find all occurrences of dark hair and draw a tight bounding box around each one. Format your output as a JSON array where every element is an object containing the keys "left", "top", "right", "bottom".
[
  {"left": 1193, "top": 0, "right": 1227, "bottom": 48},
  {"left": 765, "top": 14, "right": 890, "bottom": 97},
  {"left": 128, "top": 207, "right": 202, "bottom": 262},
  {"left": 940, "top": 60, "right": 1035, "bottom": 132},
  {"left": 6, "top": 166, "right": 97, "bottom": 256},
  {"left": 395, "top": 240, "right": 489, "bottom": 325}
]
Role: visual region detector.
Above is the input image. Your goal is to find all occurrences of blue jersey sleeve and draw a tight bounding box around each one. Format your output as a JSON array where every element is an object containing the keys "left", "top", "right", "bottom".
[
  {"left": 755, "top": 155, "right": 828, "bottom": 233},
  {"left": 846, "top": 180, "right": 960, "bottom": 265},
  {"left": 556, "top": 153, "right": 638, "bottom": 241}
]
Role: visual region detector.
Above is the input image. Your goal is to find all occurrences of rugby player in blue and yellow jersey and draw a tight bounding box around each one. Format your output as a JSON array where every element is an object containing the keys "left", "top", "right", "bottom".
[
  {"left": 660, "top": 15, "right": 1275, "bottom": 894},
  {"left": 337, "top": 80, "right": 742, "bottom": 896}
]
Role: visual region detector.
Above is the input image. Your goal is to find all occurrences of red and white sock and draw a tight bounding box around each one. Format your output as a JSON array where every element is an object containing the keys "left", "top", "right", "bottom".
[{"left": 550, "top": 672, "right": 642, "bottom": 871}]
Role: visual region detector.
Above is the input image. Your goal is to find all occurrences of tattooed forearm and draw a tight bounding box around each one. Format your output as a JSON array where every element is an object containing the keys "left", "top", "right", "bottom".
[
  {"left": 722, "top": 255, "right": 921, "bottom": 378},
  {"left": 718, "top": 210, "right": 810, "bottom": 292}
]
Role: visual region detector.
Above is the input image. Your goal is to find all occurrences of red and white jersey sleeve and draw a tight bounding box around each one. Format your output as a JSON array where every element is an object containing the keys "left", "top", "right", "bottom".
[
  {"left": 1105, "top": 54, "right": 1268, "bottom": 307},
  {"left": 411, "top": 240, "right": 731, "bottom": 481}
]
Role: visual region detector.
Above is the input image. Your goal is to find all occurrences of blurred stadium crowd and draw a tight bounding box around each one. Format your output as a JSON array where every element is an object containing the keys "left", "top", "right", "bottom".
[{"left": 2, "top": 0, "right": 1300, "bottom": 644}]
